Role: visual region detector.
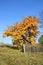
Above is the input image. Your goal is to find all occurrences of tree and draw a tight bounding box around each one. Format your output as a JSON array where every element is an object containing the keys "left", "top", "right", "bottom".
[
  {"left": 38, "top": 35, "right": 43, "bottom": 46},
  {"left": 3, "top": 16, "right": 39, "bottom": 47}
]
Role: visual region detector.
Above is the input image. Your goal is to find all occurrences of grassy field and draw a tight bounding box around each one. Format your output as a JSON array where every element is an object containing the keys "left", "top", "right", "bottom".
[{"left": 0, "top": 47, "right": 43, "bottom": 65}]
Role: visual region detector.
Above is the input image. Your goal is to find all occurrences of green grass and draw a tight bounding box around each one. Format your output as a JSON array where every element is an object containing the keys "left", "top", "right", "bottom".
[{"left": 0, "top": 47, "right": 43, "bottom": 65}]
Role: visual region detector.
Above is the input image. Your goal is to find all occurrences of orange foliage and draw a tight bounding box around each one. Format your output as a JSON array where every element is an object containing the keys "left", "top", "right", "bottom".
[{"left": 3, "top": 16, "right": 39, "bottom": 46}]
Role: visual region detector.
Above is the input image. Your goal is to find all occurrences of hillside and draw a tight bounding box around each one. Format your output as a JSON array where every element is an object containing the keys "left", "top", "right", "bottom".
[
  {"left": 0, "top": 42, "right": 7, "bottom": 46},
  {"left": 0, "top": 47, "right": 43, "bottom": 65}
]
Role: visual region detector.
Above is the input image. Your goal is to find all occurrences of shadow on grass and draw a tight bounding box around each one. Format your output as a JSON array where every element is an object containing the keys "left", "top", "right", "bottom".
[
  {"left": 0, "top": 45, "right": 20, "bottom": 50},
  {"left": 6, "top": 45, "right": 19, "bottom": 50}
]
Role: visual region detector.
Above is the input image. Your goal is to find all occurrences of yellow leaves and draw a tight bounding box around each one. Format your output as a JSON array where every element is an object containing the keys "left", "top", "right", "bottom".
[
  {"left": 3, "top": 33, "right": 7, "bottom": 38},
  {"left": 30, "top": 29, "right": 34, "bottom": 33},
  {"left": 20, "top": 42, "right": 23, "bottom": 46},
  {"left": 30, "top": 36, "right": 36, "bottom": 46},
  {"left": 3, "top": 16, "right": 39, "bottom": 46}
]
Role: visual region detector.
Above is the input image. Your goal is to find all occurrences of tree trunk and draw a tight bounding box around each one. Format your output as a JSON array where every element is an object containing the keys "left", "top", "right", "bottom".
[{"left": 22, "top": 44, "right": 26, "bottom": 53}]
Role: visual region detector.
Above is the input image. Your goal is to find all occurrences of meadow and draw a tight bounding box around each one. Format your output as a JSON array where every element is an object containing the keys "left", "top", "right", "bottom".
[{"left": 0, "top": 46, "right": 43, "bottom": 65}]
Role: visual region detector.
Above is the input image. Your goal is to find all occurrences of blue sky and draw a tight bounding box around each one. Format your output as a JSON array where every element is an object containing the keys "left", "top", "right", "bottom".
[{"left": 0, "top": 0, "right": 43, "bottom": 44}]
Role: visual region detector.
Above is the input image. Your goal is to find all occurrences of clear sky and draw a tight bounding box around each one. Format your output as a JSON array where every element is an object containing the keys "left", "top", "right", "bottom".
[{"left": 0, "top": 0, "right": 43, "bottom": 44}]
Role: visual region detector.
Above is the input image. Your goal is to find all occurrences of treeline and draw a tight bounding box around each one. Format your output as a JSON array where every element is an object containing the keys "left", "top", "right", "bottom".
[{"left": 22, "top": 44, "right": 43, "bottom": 52}]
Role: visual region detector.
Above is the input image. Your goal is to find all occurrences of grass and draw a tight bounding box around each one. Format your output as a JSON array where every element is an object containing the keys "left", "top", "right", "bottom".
[{"left": 0, "top": 47, "right": 43, "bottom": 65}]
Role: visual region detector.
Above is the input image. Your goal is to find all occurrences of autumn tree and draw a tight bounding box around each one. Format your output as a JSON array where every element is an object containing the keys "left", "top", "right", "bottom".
[{"left": 3, "top": 16, "right": 39, "bottom": 46}]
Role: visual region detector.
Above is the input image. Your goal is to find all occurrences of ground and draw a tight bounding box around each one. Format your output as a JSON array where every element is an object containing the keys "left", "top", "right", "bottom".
[{"left": 0, "top": 47, "right": 43, "bottom": 65}]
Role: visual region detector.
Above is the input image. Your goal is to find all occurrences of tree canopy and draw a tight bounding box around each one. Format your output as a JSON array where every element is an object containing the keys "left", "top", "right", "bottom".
[{"left": 3, "top": 16, "right": 39, "bottom": 46}]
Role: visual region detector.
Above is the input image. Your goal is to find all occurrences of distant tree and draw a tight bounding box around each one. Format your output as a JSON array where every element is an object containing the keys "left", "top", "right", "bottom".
[
  {"left": 38, "top": 11, "right": 43, "bottom": 46},
  {"left": 38, "top": 35, "right": 43, "bottom": 46},
  {"left": 3, "top": 16, "right": 39, "bottom": 47}
]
